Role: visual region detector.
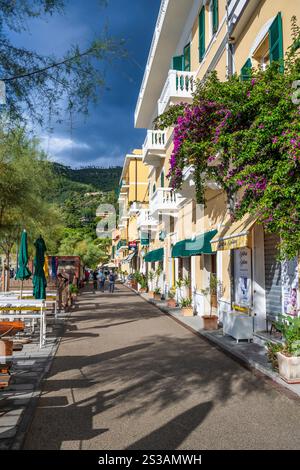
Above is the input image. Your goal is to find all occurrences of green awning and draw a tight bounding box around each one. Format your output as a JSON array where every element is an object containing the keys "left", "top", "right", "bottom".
[
  {"left": 144, "top": 248, "right": 164, "bottom": 263},
  {"left": 171, "top": 230, "right": 217, "bottom": 258}
]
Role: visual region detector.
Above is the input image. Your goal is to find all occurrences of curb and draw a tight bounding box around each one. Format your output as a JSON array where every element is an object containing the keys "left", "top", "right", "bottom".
[{"left": 126, "top": 285, "right": 300, "bottom": 401}]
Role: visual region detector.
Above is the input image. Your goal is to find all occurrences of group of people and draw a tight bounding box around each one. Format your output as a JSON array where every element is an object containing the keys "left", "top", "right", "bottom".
[{"left": 91, "top": 269, "right": 117, "bottom": 293}]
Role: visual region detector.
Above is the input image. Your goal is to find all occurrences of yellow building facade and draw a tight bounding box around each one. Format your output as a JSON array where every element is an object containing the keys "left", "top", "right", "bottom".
[{"left": 134, "top": 0, "right": 300, "bottom": 329}]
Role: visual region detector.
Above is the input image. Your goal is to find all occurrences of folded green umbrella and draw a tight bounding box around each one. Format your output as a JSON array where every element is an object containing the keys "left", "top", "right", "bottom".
[
  {"left": 33, "top": 235, "right": 47, "bottom": 300},
  {"left": 15, "top": 229, "right": 32, "bottom": 281}
]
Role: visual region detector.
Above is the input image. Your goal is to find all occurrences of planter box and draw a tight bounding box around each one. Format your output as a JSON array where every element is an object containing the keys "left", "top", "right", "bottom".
[
  {"left": 181, "top": 307, "right": 194, "bottom": 317},
  {"left": 277, "top": 352, "right": 300, "bottom": 384},
  {"left": 167, "top": 299, "right": 177, "bottom": 308},
  {"left": 148, "top": 291, "right": 154, "bottom": 298},
  {"left": 139, "top": 288, "right": 147, "bottom": 293},
  {"left": 154, "top": 294, "right": 161, "bottom": 301},
  {"left": 222, "top": 311, "right": 253, "bottom": 341},
  {"left": 202, "top": 315, "right": 218, "bottom": 330}
]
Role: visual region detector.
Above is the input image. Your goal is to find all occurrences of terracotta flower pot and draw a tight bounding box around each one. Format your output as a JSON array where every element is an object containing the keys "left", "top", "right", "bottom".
[
  {"left": 154, "top": 293, "right": 161, "bottom": 301},
  {"left": 277, "top": 352, "right": 300, "bottom": 384},
  {"left": 0, "top": 339, "right": 13, "bottom": 357},
  {"left": 181, "top": 307, "right": 194, "bottom": 317},
  {"left": 139, "top": 288, "right": 146, "bottom": 293},
  {"left": 148, "top": 291, "right": 154, "bottom": 298},
  {"left": 167, "top": 298, "right": 177, "bottom": 308},
  {"left": 202, "top": 315, "right": 218, "bottom": 330}
]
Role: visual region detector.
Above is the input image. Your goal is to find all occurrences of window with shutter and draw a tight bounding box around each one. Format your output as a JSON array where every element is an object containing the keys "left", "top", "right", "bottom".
[
  {"left": 212, "top": 0, "right": 219, "bottom": 34},
  {"left": 240, "top": 58, "right": 252, "bottom": 81},
  {"left": 184, "top": 43, "right": 191, "bottom": 72},
  {"left": 269, "top": 12, "right": 283, "bottom": 69},
  {"left": 160, "top": 170, "right": 164, "bottom": 188},
  {"left": 172, "top": 55, "right": 184, "bottom": 71},
  {"left": 199, "top": 6, "right": 206, "bottom": 63}
]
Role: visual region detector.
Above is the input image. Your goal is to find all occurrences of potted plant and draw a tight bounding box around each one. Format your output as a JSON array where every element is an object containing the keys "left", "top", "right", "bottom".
[
  {"left": 153, "top": 287, "right": 162, "bottom": 301},
  {"left": 180, "top": 297, "right": 194, "bottom": 316},
  {"left": 147, "top": 270, "right": 155, "bottom": 298},
  {"left": 167, "top": 287, "right": 177, "bottom": 308},
  {"left": 201, "top": 273, "right": 219, "bottom": 330},
  {"left": 267, "top": 316, "right": 300, "bottom": 384},
  {"left": 139, "top": 275, "right": 148, "bottom": 293}
]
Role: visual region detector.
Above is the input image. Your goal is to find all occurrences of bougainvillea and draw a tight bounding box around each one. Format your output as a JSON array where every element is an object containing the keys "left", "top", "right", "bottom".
[{"left": 154, "top": 18, "right": 300, "bottom": 259}]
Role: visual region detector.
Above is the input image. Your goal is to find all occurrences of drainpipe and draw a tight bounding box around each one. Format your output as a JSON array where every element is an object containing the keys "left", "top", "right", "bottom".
[
  {"left": 226, "top": 0, "right": 234, "bottom": 78},
  {"left": 135, "top": 158, "right": 138, "bottom": 203}
]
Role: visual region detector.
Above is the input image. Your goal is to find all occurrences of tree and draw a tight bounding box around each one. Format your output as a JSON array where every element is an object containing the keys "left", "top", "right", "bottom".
[{"left": 0, "top": 0, "right": 123, "bottom": 125}]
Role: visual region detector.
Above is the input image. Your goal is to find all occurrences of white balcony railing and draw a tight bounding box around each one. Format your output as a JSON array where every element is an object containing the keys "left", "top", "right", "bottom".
[
  {"left": 150, "top": 188, "right": 184, "bottom": 217},
  {"left": 137, "top": 209, "right": 158, "bottom": 230},
  {"left": 142, "top": 129, "right": 167, "bottom": 166},
  {"left": 158, "top": 70, "right": 195, "bottom": 116}
]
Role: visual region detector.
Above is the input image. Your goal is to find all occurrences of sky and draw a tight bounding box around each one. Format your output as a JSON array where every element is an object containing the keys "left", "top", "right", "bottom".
[{"left": 8, "top": 0, "right": 161, "bottom": 168}]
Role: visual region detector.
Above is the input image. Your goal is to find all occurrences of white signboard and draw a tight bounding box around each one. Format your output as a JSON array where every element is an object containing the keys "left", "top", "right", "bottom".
[
  {"left": 234, "top": 248, "right": 252, "bottom": 306},
  {"left": 282, "top": 258, "right": 298, "bottom": 316}
]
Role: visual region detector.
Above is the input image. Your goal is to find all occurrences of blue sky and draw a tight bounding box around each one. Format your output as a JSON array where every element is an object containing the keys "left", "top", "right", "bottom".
[{"left": 9, "top": 0, "right": 161, "bottom": 167}]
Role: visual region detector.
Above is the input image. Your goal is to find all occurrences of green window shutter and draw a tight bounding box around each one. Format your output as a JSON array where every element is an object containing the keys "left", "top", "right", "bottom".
[
  {"left": 184, "top": 43, "right": 191, "bottom": 71},
  {"left": 172, "top": 55, "right": 184, "bottom": 71},
  {"left": 269, "top": 12, "right": 284, "bottom": 69},
  {"left": 160, "top": 170, "right": 164, "bottom": 188},
  {"left": 199, "top": 6, "right": 206, "bottom": 62},
  {"left": 240, "top": 58, "right": 252, "bottom": 81},
  {"left": 212, "top": 0, "right": 219, "bottom": 34}
]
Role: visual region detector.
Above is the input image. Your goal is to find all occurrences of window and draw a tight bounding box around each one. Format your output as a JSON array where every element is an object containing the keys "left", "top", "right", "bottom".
[
  {"left": 199, "top": 6, "right": 206, "bottom": 63},
  {"left": 252, "top": 35, "right": 269, "bottom": 71},
  {"left": 269, "top": 13, "right": 283, "bottom": 69},
  {"left": 183, "top": 43, "right": 191, "bottom": 71},
  {"left": 240, "top": 58, "right": 252, "bottom": 81},
  {"left": 172, "top": 55, "right": 184, "bottom": 71},
  {"left": 209, "top": 0, "right": 218, "bottom": 37},
  {"left": 160, "top": 169, "right": 165, "bottom": 188}
]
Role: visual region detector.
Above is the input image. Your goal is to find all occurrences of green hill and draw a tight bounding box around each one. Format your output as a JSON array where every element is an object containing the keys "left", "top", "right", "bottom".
[{"left": 52, "top": 162, "right": 122, "bottom": 193}]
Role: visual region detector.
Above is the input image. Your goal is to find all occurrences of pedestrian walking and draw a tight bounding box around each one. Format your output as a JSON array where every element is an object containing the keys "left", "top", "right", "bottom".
[
  {"left": 108, "top": 270, "right": 116, "bottom": 293},
  {"left": 92, "top": 270, "right": 98, "bottom": 291},
  {"left": 97, "top": 269, "right": 106, "bottom": 292}
]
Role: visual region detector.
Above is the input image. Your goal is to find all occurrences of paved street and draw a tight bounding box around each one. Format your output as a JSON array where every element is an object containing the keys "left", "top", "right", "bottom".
[{"left": 24, "top": 284, "right": 300, "bottom": 450}]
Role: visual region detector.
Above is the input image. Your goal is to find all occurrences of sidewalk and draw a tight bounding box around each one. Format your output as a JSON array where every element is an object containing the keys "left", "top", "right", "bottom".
[
  {"left": 0, "top": 311, "right": 68, "bottom": 449},
  {"left": 134, "top": 289, "right": 300, "bottom": 399}
]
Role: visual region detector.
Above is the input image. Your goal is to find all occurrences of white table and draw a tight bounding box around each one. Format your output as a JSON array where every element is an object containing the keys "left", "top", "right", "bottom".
[
  {"left": 0, "top": 299, "right": 46, "bottom": 348},
  {"left": 0, "top": 292, "right": 57, "bottom": 316}
]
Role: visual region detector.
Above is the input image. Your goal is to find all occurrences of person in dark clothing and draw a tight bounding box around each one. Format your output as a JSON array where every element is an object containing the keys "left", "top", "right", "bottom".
[
  {"left": 108, "top": 271, "right": 116, "bottom": 293},
  {"left": 92, "top": 270, "right": 98, "bottom": 291}
]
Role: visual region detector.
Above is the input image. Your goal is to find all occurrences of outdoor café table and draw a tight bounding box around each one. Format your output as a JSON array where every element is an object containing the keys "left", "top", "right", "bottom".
[
  {"left": 0, "top": 299, "right": 46, "bottom": 348},
  {"left": 0, "top": 291, "right": 58, "bottom": 317}
]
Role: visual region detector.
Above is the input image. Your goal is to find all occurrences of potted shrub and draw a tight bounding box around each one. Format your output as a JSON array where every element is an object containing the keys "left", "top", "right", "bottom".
[
  {"left": 201, "top": 273, "right": 219, "bottom": 330},
  {"left": 267, "top": 316, "right": 300, "bottom": 384},
  {"left": 167, "top": 288, "right": 177, "bottom": 308},
  {"left": 153, "top": 287, "right": 162, "bottom": 301},
  {"left": 139, "top": 275, "right": 148, "bottom": 293},
  {"left": 147, "top": 271, "right": 155, "bottom": 298},
  {"left": 69, "top": 284, "right": 79, "bottom": 304},
  {"left": 180, "top": 297, "right": 194, "bottom": 316}
]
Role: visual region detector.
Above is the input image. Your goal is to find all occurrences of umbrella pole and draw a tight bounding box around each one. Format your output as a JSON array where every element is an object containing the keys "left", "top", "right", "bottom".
[{"left": 20, "top": 280, "right": 23, "bottom": 299}]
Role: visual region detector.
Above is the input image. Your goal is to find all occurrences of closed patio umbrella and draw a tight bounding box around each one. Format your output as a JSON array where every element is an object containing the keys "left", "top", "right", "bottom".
[
  {"left": 33, "top": 235, "right": 47, "bottom": 300},
  {"left": 15, "top": 229, "right": 32, "bottom": 297}
]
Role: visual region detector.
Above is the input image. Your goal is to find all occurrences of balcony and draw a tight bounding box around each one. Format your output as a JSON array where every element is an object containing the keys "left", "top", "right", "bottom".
[
  {"left": 158, "top": 70, "right": 195, "bottom": 116},
  {"left": 137, "top": 209, "right": 158, "bottom": 231},
  {"left": 142, "top": 130, "right": 167, "bottom": 166},
  {"left": 128, "top": 202, "right": 143, "bottom": 216},
  {"left": 150, "top": 188, "right": 184, "bottom": 218}
]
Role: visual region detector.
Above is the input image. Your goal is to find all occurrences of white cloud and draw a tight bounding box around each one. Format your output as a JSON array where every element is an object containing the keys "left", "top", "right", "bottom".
[{"left": 40, "top": 135, "right": 91, "bottom": 156}]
